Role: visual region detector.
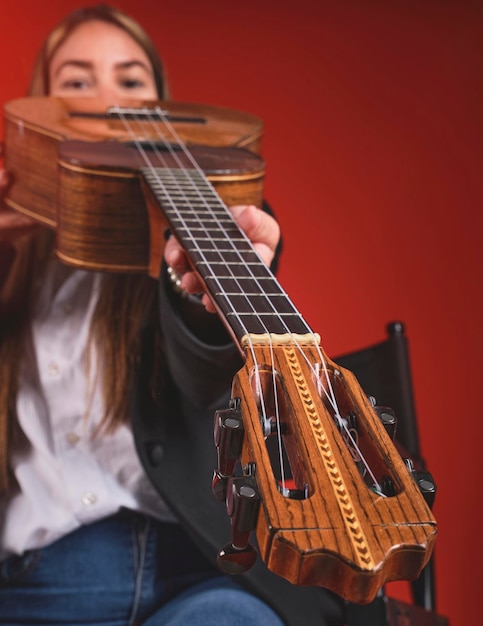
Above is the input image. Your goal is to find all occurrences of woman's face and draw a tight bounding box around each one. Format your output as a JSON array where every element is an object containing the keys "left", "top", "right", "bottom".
[{"left": 49, "top": 20, "right": 158, "bottom": 103}]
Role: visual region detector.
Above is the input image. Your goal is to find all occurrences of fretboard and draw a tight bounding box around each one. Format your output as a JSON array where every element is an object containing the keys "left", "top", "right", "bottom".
[{"left": 143, "top": 167, "right": 311, "bottom": 343}]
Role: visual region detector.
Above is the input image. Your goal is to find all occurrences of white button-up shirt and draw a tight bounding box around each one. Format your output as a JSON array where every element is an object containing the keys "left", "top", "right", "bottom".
[{"left": 0, "top": 258, "right": 175, "bottom": 559}]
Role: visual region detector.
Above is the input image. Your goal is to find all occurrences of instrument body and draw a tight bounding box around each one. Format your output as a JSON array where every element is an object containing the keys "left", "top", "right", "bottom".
[
  {"left": 2, "top": 96, "right": 437, "bottom": 604},
  {"left": 4, "top": 97, "right": 264, "bottom": 276}
]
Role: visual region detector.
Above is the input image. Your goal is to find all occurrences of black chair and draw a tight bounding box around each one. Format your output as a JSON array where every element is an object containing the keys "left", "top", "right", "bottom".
[{"left": 333, "top": 321, "right": 448, "bottom": 626}]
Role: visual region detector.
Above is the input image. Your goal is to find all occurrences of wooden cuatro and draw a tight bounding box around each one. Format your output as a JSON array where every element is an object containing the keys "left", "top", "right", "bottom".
[{"left": 3, "top": 96, "right": 437, "bottom": 604}]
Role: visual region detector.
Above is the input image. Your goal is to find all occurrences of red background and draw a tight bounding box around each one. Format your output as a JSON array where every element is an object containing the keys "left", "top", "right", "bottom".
[{"left": 1, "top": 2, "right": 481, "bottom": 625}]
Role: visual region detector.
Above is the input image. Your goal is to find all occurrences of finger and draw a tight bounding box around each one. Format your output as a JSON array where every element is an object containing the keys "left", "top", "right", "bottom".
[
  {"left": 0, "top": 210, "right": 35, "bottom": 227},
  {"left": 164, "top": 234, "right": 190, "bottom": 273},
  {"left": 230, "top": 205, "right": 280, "bottom": 266},
  {"left": 179, "top": 269, "right": 205, "bottom": 293},
  {"left": 201, "top": 293, "right": 217, "bottom": 313}
]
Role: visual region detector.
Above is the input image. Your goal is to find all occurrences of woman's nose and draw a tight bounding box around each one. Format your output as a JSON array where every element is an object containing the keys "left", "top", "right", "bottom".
[{"left": 95, "top": 84, "right": 122, "bottom": 106}]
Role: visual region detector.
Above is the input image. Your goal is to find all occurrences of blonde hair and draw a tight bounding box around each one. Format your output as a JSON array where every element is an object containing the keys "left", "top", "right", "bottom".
[{"left": 0, "top": 4, "right": 168, "bottom": 491}]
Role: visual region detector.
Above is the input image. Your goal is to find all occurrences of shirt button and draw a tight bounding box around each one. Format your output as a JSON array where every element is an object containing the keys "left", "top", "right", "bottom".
[
  {"left": 66, "top": 433, "right": 80, "bottom": 445},
  {"left": 81, "top": 492, "right": 98, "bottom": 506},
  {"left": 48, "top": 361, "right": 60, "bottom": 376},
  {"left": 63, "top": 303, "right": 73, "bottom": 314}
]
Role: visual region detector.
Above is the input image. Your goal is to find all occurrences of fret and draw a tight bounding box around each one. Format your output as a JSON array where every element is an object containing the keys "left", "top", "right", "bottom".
[
  {"left": 169, "top": 221, "right": 240, "bottom": 230},
  {"left": 189, "top": 255, "right": 260, "bottom": 267},
  {"left": 150, "top": 179, "right": 214, "bottom": 187},
  {"left": 195, "top": 263, "right": 272, "bottom": 280},
  {"left": 177, "top": 234, "right": 247, "bottom": 245},
  {"left": 205, "top": 276, "right": 282, "bottom": 293},
  {"left": 174, "top": 232, "right": 247, "bottom": 242},
  {"left": 168, "top": 215, "right": 235, "bottom": 222},
  {"left": 214, "top": 292, "right": 287, "bottom": 298},
  {"left": 205, "top": 274, "right": 275, "bottom": 281},
  {"left": 169, "top": 208, "right": 230, "bottom": 215},
  {"left": 150, "top": 186, "right": 205, "bottom": 193},
  {"left": 213, "top": 282, "right": 299, "bottom": 314},
  {"left": 167, "top": 211, "right": 230, "bottom": 221},
  {"left": 215, "top": 294, "right": 288, "bottom": 313},
  {"left": 170, "top": 221, "right": 235, "bottom": 229},
  {"left": 223, "top": 311, "right": 310, "bottom": 337},
  {"left": 182, "top": 238, "right": 249, "bottom": 246},
  {"left": 155, "top": 196, "right": 220, "bottom": 207},
  {"left": 144, "top": 168, "right": 205, "bottom": 179},
  {"left": 188, "top": 247, "right": 259, "bottom": 260},
  {"left": 162, "top": 197, "right": 227, "bottom": 206},
  {"left": 228, "top": 312, "right": 305, "bottom": 319}
]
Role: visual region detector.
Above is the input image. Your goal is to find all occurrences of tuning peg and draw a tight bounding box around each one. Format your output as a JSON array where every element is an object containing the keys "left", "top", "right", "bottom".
[
  {"left": 412, "top": 469, "right": 437, "bottom": 509},
  {"left": 373, "top": 403, "right": 398, "bottom": 441},
  {"left": 403, "top": 458, "right": 437, "bottom": 509},
  {"left": 212, "top": 400, "right": 244, "bottom": 501},
  {"left": 217, "top": 475, "right": 260, "bottom": 575},
  {"left": 217, "top": 543, "right": 258, "bottom": 576}
]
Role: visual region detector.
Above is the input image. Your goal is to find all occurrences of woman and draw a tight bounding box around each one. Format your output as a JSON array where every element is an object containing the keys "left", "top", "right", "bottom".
[{"left": 0, "top": 5, "right": 343, "bottom": 626}]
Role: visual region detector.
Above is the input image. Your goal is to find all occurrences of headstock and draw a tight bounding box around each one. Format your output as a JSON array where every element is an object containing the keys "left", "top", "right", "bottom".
[{"left": 213, "top": 333, "right": 437, "bottom": 604}]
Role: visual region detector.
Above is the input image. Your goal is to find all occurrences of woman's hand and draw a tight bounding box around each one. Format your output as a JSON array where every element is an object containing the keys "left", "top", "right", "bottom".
[{"left": 164, "top": 205, "right": 280, "bottom": 313}]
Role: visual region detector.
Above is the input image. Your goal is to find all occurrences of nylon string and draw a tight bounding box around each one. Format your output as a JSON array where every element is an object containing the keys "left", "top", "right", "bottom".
[{"left": 111, "top": 105, "right": 383, "bottom": 496}]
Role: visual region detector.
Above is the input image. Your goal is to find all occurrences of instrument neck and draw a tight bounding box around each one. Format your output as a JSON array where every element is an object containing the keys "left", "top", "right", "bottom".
[{"left": 142, "top": 166, "right": 311, "bottom": 344}]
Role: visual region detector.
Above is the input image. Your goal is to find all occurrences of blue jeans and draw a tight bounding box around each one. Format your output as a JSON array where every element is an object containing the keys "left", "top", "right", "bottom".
[{"left": 0, "top": 510, "right": 284, "bottom": 626}]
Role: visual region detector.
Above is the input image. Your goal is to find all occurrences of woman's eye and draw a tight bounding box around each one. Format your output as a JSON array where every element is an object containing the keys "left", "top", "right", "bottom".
[
  {"left": 119, "top": 77, "right": 145, "bottom": 89},
  {"left": 61, "top": 78, "right": 90, "bottom": 90}
]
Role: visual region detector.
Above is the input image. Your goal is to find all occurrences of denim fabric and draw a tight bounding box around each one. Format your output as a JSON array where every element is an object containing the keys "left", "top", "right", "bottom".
[{"left": 0, "top": 510, "right": 284, "bottom": 626}]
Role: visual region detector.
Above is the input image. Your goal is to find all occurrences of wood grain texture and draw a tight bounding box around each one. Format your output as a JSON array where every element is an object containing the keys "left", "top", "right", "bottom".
[
  {"left": 233, "top": 336, "right": 436, "bottom": 603},
  {"left": 3, "top": 97, "right": 264, "bottom": 275}
]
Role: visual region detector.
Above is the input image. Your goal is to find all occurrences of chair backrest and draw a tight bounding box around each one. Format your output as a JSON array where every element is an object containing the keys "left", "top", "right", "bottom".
[
  {"left": 333, "top": 321, "right": 444, "bottom": 621},
  {"left": 333, "top": 320, "right": 422, "bottom": 462}
]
